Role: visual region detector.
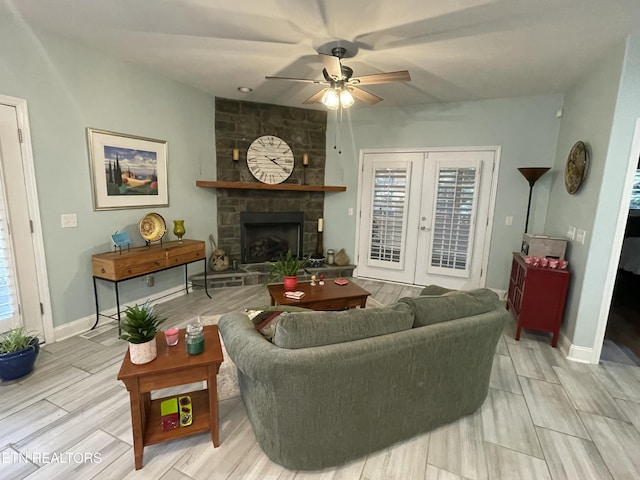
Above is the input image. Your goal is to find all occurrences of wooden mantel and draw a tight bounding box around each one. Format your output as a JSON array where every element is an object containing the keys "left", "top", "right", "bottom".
[{"left": 195, "top": 181, "right": 346, "bottom": 192}]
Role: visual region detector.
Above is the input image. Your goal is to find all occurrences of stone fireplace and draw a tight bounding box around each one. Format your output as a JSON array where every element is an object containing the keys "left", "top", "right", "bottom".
[
  {"left": 214, "top": 98, "right": 327, "bottom": 261},
  {"left": 240, "top": 211, "right": 304, "bottom": 263}
]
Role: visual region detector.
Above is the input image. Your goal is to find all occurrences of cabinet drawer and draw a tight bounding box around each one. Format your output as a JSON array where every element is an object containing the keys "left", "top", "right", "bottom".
[{"left": 169, "top": 248, "right": 205, "bottom": 266}]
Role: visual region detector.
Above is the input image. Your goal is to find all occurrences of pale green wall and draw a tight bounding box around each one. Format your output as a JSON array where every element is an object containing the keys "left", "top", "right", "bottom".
[
  {"left": 0, "top": 16, "right": 217, "bottom": 327},
  {"left": 546, "top": 34, "right": 640, "bottom": 350},
  {"left": 324, "top": 95, "right": 563, "bottom": 289},
  {"left": 544, "top": 40, "right": 627, "bottom": 347}
]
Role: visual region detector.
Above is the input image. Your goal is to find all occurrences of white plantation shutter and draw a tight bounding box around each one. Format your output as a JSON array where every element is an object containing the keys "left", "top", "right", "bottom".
[
  {"left": 428, "top": 160, "right": 481, "bottom": 278},
  {"left": 367, "top": 161, "right": 411, "bottom": 270},
  {"left": 0, "top": 172, "right": 18, "bottom": 324}
]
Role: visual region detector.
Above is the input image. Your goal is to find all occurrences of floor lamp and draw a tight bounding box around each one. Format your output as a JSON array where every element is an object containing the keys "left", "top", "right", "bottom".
[{"left": 518, "top": 167, "right": 551, "bottom": 233}]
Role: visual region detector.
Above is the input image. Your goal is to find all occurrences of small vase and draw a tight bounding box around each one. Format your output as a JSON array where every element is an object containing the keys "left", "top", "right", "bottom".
[
  {"left": 129, "top": 338, "right": 157, "bottom": 365},
  {"left": 173, "top": 220, "right": 185, "bottom": 242},
  {"left": 283, "top": 276, "right": 298, "bottom": 292}
]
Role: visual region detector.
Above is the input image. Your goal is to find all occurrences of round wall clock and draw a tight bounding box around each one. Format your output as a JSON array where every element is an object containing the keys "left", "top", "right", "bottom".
[
  {"left": 247, "top": 135, "right": 294, "bottom": 184},
  {"left": 564, "top": 141, "right": 589, "bottom": 194}
]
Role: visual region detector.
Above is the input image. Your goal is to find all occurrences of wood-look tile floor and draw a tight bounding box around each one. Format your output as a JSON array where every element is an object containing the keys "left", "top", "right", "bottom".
[{"left": 2, "top": 279, "right": 640, "bottom": 479}]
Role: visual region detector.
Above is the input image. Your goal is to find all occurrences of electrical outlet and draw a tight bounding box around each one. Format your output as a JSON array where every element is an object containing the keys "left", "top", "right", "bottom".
[
  {"left": 576, "top": 229, "right": 586, "bottom": 244},
  {"left": 505, "top": 216, "right": 513, "bottom": 226},
  {"left": 567, "top": 226, "right": 575, "bottom": 240},
  {"left": 348, "top": 208, "right": 354, "bottom": 216},
  {"left": 146, "top": 274, "right": 154, "bottom": 287}
]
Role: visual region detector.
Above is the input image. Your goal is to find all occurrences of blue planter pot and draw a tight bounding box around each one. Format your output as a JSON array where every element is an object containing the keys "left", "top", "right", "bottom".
[{"left": 0, "top": 337, "right": 40, "bottom": 381}]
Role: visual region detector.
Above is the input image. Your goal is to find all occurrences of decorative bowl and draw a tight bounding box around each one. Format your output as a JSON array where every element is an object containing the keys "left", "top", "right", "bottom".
[
  {"left": 139, "top": 212, "right": 167, "bottom": 242},
  {"left": 307, "top": 257, "right": 325, "bottom": 268}
]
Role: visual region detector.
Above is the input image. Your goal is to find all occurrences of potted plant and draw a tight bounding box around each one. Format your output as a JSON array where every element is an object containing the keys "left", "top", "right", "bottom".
[
  {"left": 120, "top": 301, "right": 165, "bottom": 365},
  {"left": 267, "top": 250, "right": 309, "bottom": 291},
  {"left": 0, "top": 327, "right": 40, "bottom": 381}
]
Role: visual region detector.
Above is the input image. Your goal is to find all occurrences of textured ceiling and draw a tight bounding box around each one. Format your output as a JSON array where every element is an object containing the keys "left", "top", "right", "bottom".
[{"left": 3, "top": 0, "right": 640, "bottom": 109}]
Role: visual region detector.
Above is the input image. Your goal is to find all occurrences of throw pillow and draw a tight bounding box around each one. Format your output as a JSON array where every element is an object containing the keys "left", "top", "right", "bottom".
[
  {"left": 272, "top": 302, "right": 414, "bottom": 349},
  {"left": 245, "top": 305, "right": 311, "bottom": 341}
]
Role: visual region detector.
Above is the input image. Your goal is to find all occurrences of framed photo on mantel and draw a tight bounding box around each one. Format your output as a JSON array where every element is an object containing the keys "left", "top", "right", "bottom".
[{"left": 87, "top": 128, "right": 169, "bottom": 210}]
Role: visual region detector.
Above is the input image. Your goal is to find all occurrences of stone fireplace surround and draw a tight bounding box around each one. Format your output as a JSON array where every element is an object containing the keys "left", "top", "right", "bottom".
[{"left": 214, "top": 98, "right": 328, "bottom": 261}]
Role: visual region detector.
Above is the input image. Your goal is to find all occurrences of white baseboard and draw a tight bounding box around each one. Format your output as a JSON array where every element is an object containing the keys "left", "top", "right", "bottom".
[
  {"left": 558, "top": 330, "right": 595, "bottom": 364},
  {"left": 53, "top": 285, "right": 190, "bottom": 342}
]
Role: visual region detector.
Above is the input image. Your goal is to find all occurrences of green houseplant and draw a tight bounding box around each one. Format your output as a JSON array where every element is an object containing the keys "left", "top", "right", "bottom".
[
  {"left": 0, "top": 327, "right": 40, "bottom": 381},
  {"left": 120, "top": 301, "right": 165, "bottom": 364},
  {"left": 267, "top": 250, "right": 309, "bottom": 291}
]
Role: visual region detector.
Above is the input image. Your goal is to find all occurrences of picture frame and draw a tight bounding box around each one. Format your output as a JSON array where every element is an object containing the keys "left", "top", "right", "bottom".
[{"left": 87, "top": 128, "right": 169, "bottom": 210}]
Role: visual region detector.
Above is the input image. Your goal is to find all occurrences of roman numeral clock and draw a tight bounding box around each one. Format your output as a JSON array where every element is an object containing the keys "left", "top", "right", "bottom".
[{"left": 246, "top": 135, "right": 294, "bottom": 185}]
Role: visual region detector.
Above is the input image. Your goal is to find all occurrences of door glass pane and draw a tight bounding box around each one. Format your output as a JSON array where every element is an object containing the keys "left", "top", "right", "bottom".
[
  {"left": 430, "top": 166, "right": 478, "bottom": 273},
  {"left": 0, "top": 177, "right": 17, "bottom": 323},
  {"left": 369, "top": 166, "right": 408, "bottom": 264}
]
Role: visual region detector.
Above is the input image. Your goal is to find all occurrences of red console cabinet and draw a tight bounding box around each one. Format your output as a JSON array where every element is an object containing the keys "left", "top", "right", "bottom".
[{"left": 506, "top": 253, "right": 570, "bottom": 347}]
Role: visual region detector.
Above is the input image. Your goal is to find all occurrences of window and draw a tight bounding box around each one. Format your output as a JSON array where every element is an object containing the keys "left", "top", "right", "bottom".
[{"left": 369, "top": 165, "right": 409, "bottom": 264}]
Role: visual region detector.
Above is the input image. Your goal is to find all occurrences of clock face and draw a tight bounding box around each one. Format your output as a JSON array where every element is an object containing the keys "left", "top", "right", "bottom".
[{"left": 247, "top": 135, "right": 294, "bottom": 184}]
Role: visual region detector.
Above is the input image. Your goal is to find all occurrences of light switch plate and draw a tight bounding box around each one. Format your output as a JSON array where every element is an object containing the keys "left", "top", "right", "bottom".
[
  {"left": 567, "top": 226, "right": 576, "bottom": 240},
  {"left": 505, "top": 216, "right": 513, "bottom": 226},
  {"left": 576, "top": 229, "right": 586, "bottom": 244},
  {"left": 61, "top": 214, "right": 78, "bottom": 228}
]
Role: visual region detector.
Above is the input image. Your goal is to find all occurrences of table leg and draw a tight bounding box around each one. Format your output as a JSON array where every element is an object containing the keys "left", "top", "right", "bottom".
[
  {"left": 115, "top": 282, "right": 122, "bottom": 336},
  {"left": 128, "top": 388, "right": 146, "bottom": 470},
  {"left": 208, "top": 364, "right": 220, "bottom": 447},
  {"left": 360, "top": 296, "right": 368, "bottom": 308},
  {"left": 184, "top": 264, "right": 189, "bottom": 295},
  {"left": 204, "top": 258, "right": 211, "bottom": 299},
  {"left": 92, "top": 277, "right": 100, "bottom": 329}
]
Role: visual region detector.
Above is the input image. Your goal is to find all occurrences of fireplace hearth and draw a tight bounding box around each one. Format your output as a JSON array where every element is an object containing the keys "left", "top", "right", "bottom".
[{"left": 240, "top": 212, "right": 304, "bottom": 263}]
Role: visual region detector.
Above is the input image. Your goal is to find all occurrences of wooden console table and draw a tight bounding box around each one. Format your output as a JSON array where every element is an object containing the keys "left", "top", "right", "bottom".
[
  {"left": 117, "top": 325, "right": 223, "bottom": 470},
  {"left": 92, "top": 239, "right": 210, "bottom": 330}
]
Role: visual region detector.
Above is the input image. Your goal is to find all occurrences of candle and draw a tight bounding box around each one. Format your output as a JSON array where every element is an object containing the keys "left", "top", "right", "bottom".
[
  {"left": 318, "top": 218, "right": 323, "bottom": 232},
  {"left": 303, "top": 153, "right": 309, "bottom": 166},
  {"left": 232, "top": 148, "right": 239, "bottom": 161}
]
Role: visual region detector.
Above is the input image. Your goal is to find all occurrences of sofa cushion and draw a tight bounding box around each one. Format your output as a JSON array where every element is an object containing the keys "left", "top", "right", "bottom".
[
  {"left": 272, "top": 302, "right": 414, "bottom": 349},
  {"left": 399, "top": 289, "right": 500, "bottom": 327}
]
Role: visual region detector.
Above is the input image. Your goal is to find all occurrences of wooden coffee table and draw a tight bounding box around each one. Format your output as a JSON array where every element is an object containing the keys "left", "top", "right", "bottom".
[
  {"left": 268, "top": 280, "right": 371, "bottom": 311},
  {"left": 117, "top": 325, "right": 223, "bottom": 470}
]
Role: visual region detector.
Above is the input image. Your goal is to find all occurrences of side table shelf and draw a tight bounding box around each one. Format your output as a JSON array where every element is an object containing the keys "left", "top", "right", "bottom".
[{"left": 506, "top": 252, "right": 570, "bottom": 347}]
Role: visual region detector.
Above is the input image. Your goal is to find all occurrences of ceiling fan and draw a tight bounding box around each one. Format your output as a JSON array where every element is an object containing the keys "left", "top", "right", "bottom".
[{"left": 265, "top": 46, "right": 411, "bottom": 110}]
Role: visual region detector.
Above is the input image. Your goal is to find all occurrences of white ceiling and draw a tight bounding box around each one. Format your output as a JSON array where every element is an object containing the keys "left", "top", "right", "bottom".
[{"left": 4, "top": 0, "right": 640, "bottom": 109}]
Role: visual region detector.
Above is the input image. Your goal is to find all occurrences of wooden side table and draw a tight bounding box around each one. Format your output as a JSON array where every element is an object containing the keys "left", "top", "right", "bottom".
[{"left": 117, "top": 325, "right": 223, "bottom": 470}]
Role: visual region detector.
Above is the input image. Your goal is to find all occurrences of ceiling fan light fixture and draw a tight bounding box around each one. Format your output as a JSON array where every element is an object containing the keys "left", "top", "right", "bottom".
[
  {"left": 322, "top": 88, "right": 340, "bottom": 110},
  {"left": 340, "top": 88, "right": 354, "bottom": 108}
]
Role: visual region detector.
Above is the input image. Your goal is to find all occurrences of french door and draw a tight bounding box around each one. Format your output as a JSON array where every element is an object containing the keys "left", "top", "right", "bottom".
[{"left": 357, "top": 148, "right": 498, "bottom": 289}]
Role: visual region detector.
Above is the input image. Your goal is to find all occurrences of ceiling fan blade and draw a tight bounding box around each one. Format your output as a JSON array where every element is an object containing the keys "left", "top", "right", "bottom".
[
  {"left": 265, "top": 76, "right": 324, "bottom": 84},
  {"left": 350, "top": 70, "right": 411, "bottom": 86},
  {"left": 302, "top": 89, "right": 329, "bottom": 105},
  {"left": 320, "top": 53, "right": 342, "bottom": 80},
  {"left": 350, "top": 87, "right": 383, "bottom": 105}
]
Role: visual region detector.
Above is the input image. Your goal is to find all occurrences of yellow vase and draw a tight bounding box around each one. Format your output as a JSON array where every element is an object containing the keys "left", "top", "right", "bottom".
[{"left": 173, "top": 220, "right": 185, "bottom": 242}]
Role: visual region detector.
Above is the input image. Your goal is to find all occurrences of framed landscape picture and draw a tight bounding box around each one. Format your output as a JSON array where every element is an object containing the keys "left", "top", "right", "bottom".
[{"left": 87, "top": 128, "right": 169, "bottom": 210}]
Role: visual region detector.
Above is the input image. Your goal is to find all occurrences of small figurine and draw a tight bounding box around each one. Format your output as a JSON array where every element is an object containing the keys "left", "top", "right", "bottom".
[
  {"left": 319, "top": 274, "right": 325, "bottom": 286},
  {"left": 310, "top": 275, "right": 317, "bottom": 286}
]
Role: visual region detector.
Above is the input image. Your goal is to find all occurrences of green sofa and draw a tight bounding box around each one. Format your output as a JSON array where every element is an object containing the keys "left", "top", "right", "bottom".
[{"left": 218, "top": 287, "right": 508, "bottom": 470}]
